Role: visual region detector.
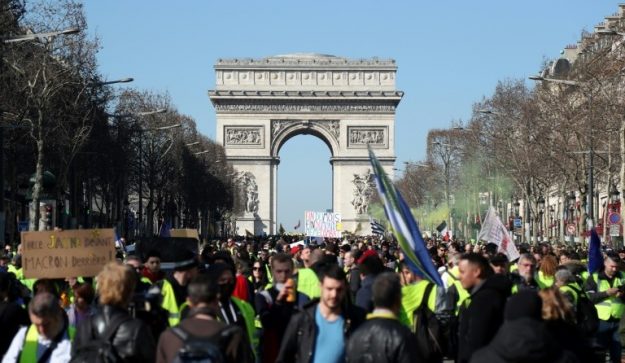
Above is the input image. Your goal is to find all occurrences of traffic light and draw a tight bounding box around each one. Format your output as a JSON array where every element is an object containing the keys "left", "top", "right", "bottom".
[{"left": 45, "top": 204, "right": 53, "bottom": 230}]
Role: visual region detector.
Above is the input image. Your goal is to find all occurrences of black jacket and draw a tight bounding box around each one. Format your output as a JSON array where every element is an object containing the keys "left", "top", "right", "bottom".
[
  {"left": 346, "top": 316, "right": 424, "bottom": 363},
  {"left": 276, "top": 300, "right": 366, "bottom": 363},
  {"left": 72, "top": 305, "right": 156, "bottom": 363},
  {"left": 457, "top": 274, "right": 511, "bottom": 363},
  {"left": 348, "top": 266, "right": 361, "bottom": 299},
  {"left": 470, "top": 318, "right": 579, "bottom": 363},
  {"left": 255, "top": 286, "right": 297, "bottom": 363},
  {"left": 0, "top": 301, "right": 29, "bottom": 357}
]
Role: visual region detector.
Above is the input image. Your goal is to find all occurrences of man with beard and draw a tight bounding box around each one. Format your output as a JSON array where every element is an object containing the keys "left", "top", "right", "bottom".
[
  {"left": 510, "top": 253, "right": 540, "bottom": 293},
  {"left": 276, "top": 264, "right": 365, "bottom": 363}
]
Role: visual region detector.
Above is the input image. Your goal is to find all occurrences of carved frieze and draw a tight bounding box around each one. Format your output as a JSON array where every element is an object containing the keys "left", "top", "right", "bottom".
[
  {"left": 224, "top": 126, "right": 264, "bottom": 148},
  {"left": 271, "top": 120, "right": 340, "bottom": 143},
  {"left": 214, "top": 102, "right": 396, "bottom": 113},
  {"left": 347, "top": 127, "right": 387, "bottom": 148}
]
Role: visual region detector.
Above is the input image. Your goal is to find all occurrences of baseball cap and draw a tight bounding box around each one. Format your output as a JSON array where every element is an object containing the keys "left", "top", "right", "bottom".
[{"left": 357, "top": 249, "right": 378, "bottom": 264}]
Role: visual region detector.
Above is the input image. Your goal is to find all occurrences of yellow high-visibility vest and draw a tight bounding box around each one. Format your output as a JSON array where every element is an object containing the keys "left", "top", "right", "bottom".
[
  {"left": 593, "top": 272, "right": 625, "bottom": 321},
  {"left": 399, "top": 280, "right": 436, "bottom": 329}
]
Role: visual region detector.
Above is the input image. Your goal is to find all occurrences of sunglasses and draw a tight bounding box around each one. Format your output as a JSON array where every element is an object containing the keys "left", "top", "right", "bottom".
[{"left": 253, "top": 267, "right": 262, "bottom": 271}]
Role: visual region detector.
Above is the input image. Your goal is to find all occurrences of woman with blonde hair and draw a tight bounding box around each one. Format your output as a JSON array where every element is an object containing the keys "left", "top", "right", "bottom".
[
  {"left": 71, "top": 262, "right": 156, "bottom": 362},
  {"left": 539, "top": 288, "right": 591, "bottom": 361}
]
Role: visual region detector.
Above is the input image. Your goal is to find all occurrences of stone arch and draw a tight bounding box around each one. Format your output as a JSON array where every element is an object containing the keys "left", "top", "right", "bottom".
[
  {"left": 270, "top": 120, "right": 339, "bottom": 158},
  {"left": 209, "top": 54, "right": 401, "bottom": 236}
]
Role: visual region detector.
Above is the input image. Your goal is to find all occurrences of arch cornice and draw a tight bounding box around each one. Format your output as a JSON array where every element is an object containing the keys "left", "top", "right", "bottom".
[{"left": 270, "top": 120, "right": 339, "bottom": 158}]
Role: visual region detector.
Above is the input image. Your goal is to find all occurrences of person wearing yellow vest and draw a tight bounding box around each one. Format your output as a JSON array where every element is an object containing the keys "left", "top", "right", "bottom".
[
  {"left": 296, "top": 248, "right": 324, "bottom": 300},
  {"left": 536, "top": 255, "right": 558, "bottom": 289},
  {"left": 584, "top": 253, "right": 625, "bottom": 363},
  {"left": 159, "top": 253, "right": 199, "bottom": 326},
  {"left": 555, "top": 268, "right": 583, "bottom": 308},
  {"left": 155, "top": 274, "right": 254, "bottom": 363},
  {"left": 510, "top": 253, "right": 540, "bottom": 293},
  {"left": 207, "top": 262, "right": 258, "bottom": 357},
  {"left": 3, "top": 292, "right": 72, "bottom": 363},
  {"left": 398, "top": 262, "right": 437, "bottom": 329}
]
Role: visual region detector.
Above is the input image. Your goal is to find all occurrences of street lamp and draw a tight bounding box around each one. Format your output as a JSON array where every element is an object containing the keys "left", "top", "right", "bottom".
[
  {"left": 2, "top": 27, "right": 80, "bottom": 239},
  {"left": 549, "top": 206, "right": 555, "bottom": 239},
  {"left": 136, "top": 119, "right": 179, "bottom": 237},
  {"left": 431, "top": 141, "right": 454, "bottom": 235},
  {"left": 566, "top": 191, "right": 577, "bottom": 243},
  {"left": 2, "top": 27, "right": 80, "bottom": 43},
  {"left": 106, "top": 108, "right": 167, "bottom": 119},
  {"left": 529, "top": 75, "right": 595, "bottom": 231},
  {"left": 528, "top": 75, "right": 579, "bottom": 86},
  {"left": 537, "top": 196, "right": 545, "bottom": 241},
  {"left": 611, "top": 185, "right": 621, "bottom": 205},
  {"left": 95, "top": 77, "right": 133, "bottom": 86},
  {"left": 513, "top": 201, "right": 520, "bottom": 217}
]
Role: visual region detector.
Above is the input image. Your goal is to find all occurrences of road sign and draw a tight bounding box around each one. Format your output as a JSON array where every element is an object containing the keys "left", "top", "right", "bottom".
[
  {"left": 513, "top": 218, "right": 522, "bottom": 228},
  {"left": 609, "top": 212, "right": 622, "bottom": 225},
  {"left": 610, "top": 224, "right": 621, "bottom": 237},
  {"left": 566, "top": 224, "right": 576, "bottom": 236}
]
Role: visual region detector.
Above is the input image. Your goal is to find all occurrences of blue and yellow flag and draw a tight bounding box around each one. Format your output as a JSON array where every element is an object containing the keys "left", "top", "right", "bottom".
[{"left": 369, "top": 147, "right": 443, "bottom": 286}]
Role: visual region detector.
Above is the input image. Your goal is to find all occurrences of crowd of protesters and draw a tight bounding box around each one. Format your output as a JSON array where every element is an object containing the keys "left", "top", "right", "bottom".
[{"left": 0, "top": 233, "right": 623, "bottom": 362}]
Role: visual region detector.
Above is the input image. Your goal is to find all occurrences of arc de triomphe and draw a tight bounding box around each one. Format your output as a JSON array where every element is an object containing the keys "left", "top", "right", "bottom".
[{"left": 209, "top": 54, "right": 402, "bottom": 236}]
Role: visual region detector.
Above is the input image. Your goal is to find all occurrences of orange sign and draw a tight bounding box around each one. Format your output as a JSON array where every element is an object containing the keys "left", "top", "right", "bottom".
[{"left": 21, "top": 229, "right": 116, "bottom": 279}]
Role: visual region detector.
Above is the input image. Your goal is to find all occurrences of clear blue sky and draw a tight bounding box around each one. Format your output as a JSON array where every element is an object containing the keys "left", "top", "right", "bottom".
[{"left": 83, "top": 1, "right": 618, "bottom": 232}]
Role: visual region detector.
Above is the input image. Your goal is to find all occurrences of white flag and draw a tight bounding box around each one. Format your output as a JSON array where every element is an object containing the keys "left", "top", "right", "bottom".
[{"left": 478, "top": 207, "right": 520, "bottom": 261}]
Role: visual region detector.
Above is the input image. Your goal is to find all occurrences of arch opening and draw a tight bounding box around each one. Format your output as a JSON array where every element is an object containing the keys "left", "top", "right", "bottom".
[{"left": 277, "top": 134, "right": 332, "bottom": 233}]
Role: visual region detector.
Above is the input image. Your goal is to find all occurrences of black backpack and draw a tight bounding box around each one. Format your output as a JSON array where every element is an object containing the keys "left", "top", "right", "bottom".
[
  {"left": 412, "top": 282, "right": 445, "bottom": 363},
  {"left": 170, "top": 325, "right": 238, "bottom": 363},
  {"left": 569, "top": 285, "right": 599, "bottom": 336},
  {"left": 70, "top": 315, "right": 130, "bottom": 363}
]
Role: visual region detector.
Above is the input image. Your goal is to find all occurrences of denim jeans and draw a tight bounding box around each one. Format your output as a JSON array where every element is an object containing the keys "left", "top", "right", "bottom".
[{"left": 596, "top": 320, "right": 621, "bottom": 363}]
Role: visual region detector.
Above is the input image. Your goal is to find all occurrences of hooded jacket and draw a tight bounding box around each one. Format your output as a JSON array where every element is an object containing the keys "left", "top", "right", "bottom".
[
  {"left": 457, "top": 274, "right": 511, "bottom": 363},
  {"left": 470, "top": 318, "right": 579, "bottom": 363}
]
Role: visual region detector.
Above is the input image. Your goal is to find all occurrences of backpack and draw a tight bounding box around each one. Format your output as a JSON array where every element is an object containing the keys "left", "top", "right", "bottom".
[
  {"left": 70, "top": 315, "right": 130, "bottom": 363},
  {"left": 170, "top": 325, "right": 238, "bottom": 363},
  {"left": 413, "top": 282, "right": 445, "bottom": 363},
  {"left": 569, "top": 285, "right": 599, "bottom": 336}
]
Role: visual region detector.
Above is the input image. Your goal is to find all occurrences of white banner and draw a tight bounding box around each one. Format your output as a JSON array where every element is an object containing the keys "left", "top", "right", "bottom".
[
  {"left": 304, "top": 211, "right": 342, "bottom": 238},
  {"left": 478, "top": 207, "right": 520, "bottom": 261}
]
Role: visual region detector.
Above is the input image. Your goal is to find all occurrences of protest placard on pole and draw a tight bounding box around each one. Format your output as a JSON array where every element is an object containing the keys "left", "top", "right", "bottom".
[
  {"left": 169, "top": 229, "right": 200, "bottom": 240},
  {"left": 21, "top": 229, "right": 116, "bottom": 279},
  {"left": 304, "top": 211, "right": 342, "bottom": 238}
]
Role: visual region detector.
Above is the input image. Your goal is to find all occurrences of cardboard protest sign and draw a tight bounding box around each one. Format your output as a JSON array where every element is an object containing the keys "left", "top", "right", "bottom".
[
  {"left": 169, "top": 229, "right": 199, "bottom": 240},
  {"left": 305, "top": 211, "right": 342, "bottom": 238},
  {"left": 135, "top": 237, "right": 199, "bottom": 264},
  {"left": 21, "top": 229, "right": 116, "bottom": 279}
]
